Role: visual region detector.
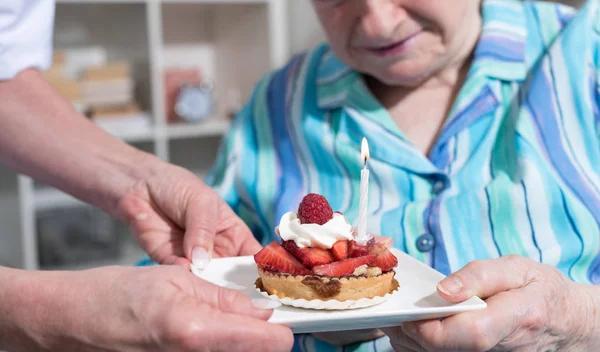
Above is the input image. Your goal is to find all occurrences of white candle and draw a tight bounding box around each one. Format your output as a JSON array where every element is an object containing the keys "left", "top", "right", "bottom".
[{"left": 356, "top": 138, "right": 371, "bottom": 245}]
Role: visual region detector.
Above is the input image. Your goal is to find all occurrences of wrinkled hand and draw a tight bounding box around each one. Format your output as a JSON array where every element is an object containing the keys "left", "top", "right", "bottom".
[
  {"left": 7, "top": 265, "right": 293, "bottom": 351},
  {"left": 117, "top": 163, "right": 261, "bottom": 268},
  {"left": 383, "top": 255, "right": 597, "bottom": 351}
]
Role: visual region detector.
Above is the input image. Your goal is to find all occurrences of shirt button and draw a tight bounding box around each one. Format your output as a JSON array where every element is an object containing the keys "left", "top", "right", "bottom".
[
  {"left": 416, "top": 233, "right": 435, "bottom": 252},
  {"left": 432, "top": 180, "right": 446, "bottom": 195}
]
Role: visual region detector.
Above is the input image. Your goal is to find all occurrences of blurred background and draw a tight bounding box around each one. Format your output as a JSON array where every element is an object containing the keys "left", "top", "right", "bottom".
[{"left": 0, "top": 0, "right": 587, "bottom": 271}]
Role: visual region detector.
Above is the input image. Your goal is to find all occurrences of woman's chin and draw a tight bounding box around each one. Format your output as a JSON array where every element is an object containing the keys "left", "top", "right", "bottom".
[
  {"left": 366, "top": 70, "right": 432, "bottom": 89},
  {"left": 359, "top": 60, "right": 437, "bottom": 88}
]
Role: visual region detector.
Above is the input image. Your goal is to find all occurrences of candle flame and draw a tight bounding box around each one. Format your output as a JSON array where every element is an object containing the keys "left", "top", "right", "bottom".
[{"left": 361, "top": 137, "right": 370, "bottom": 167}]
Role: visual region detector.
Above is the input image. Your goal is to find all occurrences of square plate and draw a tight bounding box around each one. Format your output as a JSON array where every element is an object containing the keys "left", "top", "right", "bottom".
[{"left": 195, "top": 249, "right": 486, "bottom": 333}]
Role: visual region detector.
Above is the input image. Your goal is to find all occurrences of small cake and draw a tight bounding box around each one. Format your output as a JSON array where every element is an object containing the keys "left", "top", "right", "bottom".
[{"left": 253, "top": 193, "right": 399, "bottom": 303}]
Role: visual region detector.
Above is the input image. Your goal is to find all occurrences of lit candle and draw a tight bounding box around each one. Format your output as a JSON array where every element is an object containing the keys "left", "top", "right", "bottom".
[{"left": 356, "top": 137, "right": 371, "bottom": 245}]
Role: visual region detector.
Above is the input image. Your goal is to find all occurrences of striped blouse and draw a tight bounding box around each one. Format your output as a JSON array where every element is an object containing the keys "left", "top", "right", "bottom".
[{"left": 204, "top": 0, "right": 600, "bottom": 350}]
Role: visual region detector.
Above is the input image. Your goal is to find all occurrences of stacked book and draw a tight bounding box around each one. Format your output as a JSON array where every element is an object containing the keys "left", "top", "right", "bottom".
[{"left": 43, "top": 46, "right": 151, "bottom": 138}]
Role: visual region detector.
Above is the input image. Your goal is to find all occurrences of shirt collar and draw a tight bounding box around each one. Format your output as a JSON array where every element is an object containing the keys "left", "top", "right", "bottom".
[{"left": 316, "top": 0, "right": 527, "bottom": 110}]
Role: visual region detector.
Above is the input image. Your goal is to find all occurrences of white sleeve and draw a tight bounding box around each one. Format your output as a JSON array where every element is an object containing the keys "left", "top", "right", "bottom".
[{"left": 0, "top": 0, "right": 55, "bottom": 80}]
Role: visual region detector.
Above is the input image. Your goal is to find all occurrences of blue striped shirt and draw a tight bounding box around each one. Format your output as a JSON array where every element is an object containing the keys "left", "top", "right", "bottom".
[{"left": 205, "top": 0, "right": 600, "bottom": 350}]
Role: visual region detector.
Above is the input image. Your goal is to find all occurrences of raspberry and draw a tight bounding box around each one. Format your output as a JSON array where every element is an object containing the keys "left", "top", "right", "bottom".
[{"left": 297, "top": 193, "right": 334, "bottom": 225}]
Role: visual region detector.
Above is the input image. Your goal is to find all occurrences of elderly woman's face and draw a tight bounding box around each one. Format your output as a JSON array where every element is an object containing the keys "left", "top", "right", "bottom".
[{"left": 312, "top": 0, "right": 481, "bottom": 87}]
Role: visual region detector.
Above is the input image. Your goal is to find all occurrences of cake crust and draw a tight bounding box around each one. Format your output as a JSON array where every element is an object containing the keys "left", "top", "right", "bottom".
[{"left": 256, "top": 268, "right": 399, "bottom": 301}]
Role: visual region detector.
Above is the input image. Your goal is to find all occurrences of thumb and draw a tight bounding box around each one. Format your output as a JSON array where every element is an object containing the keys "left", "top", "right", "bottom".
[
  {"left": 184, "top": 191, "right": 219, "bottom": 270},
  {"left": 194, "top": 277, "right": 281, "bottom": 321},
  {"left": 437, "top": 255, "right": 534, "bottom": 302}
]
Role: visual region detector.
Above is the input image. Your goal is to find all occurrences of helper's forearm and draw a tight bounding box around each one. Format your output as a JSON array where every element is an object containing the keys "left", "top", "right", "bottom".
[
  {"left": 0, "top": 69, "right": 163, "bottom": 216},
  {"left": 0, "top": 266, "right": 52, "bottom": 351},
  {"left": 0, "top": 266, "right": 120, "bottom": 352}
]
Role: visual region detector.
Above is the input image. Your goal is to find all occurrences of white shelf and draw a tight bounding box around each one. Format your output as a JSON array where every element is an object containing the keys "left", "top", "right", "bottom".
[
  {"left": 161, "top": 0, "right": 269, "bottom": 3},
  {"left": 93, "top": 119, "right": 230, "bottom": 142},
  {"left": 57, "top": 0, "right": 147, "bottom": 3},
  {"left": 166, "top": 119, "right": 230, "bottom": 139},
  {"left": 41, "top": 237, "right": 147, "bottom": 271},
  {"left": 57, "top": 0, "right": 269, "bottom": 3},
  {"left": 11, "top": 0, "right": 289, "bottom": 271},
  {"left": 34, "top": 188, "right": 85, "bottom": 211},
  {"left": 96, "top": 123, "right": 156, "bottom": 143}
]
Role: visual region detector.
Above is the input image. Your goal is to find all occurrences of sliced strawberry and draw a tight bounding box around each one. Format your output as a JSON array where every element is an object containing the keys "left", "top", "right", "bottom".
[
  {"left": 373, "top": 250, "right": 398, "bottom": 272},
  {"left": 281, "top": 240, "right": 299, "bottom": 257},
  {"left": 254, "top": 241, "right": 311, "bottom": 275},
  {"left": 369, "top": 243, "right": 398, "bottom": 272},
  {"left": 369, "top": 242, "right": 388, "bottom": 255},
  {"left": 348, "top": 240, "right": 372, "bottom": 258},
  {"left": 312, "top": 255, "right": 376, "bottom": 277},
  {"left": 300, "top": 248, "right": 334, "bottom": 268},
  {"left": 282, "top": 240, "right": 334, "bottom": 268},
  {"left": 330, "top": 240, "right": 348, "bottom": 261},
  {"left": 373, "top": 235, "right": 393, "bottom": 249}
]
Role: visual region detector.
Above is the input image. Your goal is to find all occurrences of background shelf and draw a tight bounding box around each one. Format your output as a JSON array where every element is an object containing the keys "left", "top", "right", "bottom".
[
  {"left": 2, "top": 0, "right": 289, "bottom": 271},
  {"left": 166, "top": 120, "right": 230, "bottom": 139}
]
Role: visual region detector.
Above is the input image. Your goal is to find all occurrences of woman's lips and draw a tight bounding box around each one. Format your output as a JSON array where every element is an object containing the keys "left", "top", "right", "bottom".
[{"left": 363, "top": 31, "right": 422, "bottom": 58}]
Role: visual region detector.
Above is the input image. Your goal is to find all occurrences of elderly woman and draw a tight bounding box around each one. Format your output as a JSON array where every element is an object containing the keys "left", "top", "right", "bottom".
[{"left": 207, "top": 0, "right": 600, "bottom": 350}]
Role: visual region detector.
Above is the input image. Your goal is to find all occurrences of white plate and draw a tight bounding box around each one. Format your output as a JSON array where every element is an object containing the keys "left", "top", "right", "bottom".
[{"left": 194, "top": 249, "right": 486, "bottom": 333}]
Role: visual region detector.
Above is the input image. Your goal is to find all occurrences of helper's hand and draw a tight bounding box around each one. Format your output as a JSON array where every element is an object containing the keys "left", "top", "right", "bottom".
[
  {"left": 1, "top": 265, "right": 293, "bottom": 352},
  {"left": 117, "top": 163, "right": 262, "bottom": 268}
]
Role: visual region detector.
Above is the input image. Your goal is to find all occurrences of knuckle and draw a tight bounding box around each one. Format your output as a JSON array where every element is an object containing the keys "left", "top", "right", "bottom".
[
  {"left": 522, "top": 303, "right": 549, "bottom": 330},
  {"left": 464, "top": 260, "right": 489, "bottom": 283},
  {"left": 470, "top": 322, "right": 494, "bottom": 351},
  {"left": 502, "top": 254, "right": 529, "bottom": 266},
  {"left": 464, "top": 259, "right": 486, "bottom": 273},
  {"left": 216, "top": 286, "right": 242, "bottom": 312},
  {"left": 162, "top": 317, "right": 206, "bottom": 350}
]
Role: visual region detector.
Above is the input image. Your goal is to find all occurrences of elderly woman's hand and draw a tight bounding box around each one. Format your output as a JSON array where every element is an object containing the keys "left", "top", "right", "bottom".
[
  {"left": 382, "top": 255, "right": 599, "bottom": 351},
  {"left": 117, "top": 163, "right": 261, "bottom": 268},
  {"left": 0, "top": 265, "right": 293, "bottom": 351}
]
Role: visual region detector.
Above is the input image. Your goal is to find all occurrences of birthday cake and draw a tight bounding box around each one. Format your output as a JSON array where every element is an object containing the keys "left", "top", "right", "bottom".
[{"left": 253, "top": 193, "right": 399, "bottom": 306}]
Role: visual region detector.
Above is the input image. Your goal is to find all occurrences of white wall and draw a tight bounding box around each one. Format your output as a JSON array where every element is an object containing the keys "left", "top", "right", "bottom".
[
  {"left": 0, "top": 166, "right": 22, "bottom": 268},
  {"left": 287, "top": 1, "right": 325, "bottom": 55}
]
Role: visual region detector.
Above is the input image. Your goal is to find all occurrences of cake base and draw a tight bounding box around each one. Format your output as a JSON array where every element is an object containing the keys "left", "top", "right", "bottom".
[{"left": 256, "top": 268, "right": 398, "bottom": 302}]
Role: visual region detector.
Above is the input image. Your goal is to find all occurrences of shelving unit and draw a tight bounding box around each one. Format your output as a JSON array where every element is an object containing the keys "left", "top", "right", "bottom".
[{"left": 13, "top": 0, "right": 289, "bottom": 270}]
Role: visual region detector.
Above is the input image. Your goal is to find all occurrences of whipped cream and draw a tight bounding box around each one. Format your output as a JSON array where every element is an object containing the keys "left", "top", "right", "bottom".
[{"left": 276, "top": 211, "right": 354, "bottom": 249}]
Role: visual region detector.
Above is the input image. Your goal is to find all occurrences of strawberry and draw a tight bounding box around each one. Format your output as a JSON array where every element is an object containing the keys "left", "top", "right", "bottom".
[
  {"left": 348, "top": 240, "right": 373, "bottom": 258},
  {"left": 297, "top": 193, "right": 334, "bottom": 225},
  {"left": 369, "top": 243, "right": 398, "bottom": 272},
  {"left": 330, "top": 240, "right": 348, "bottom": 261},
  {"left": 373, "top": 235, "right": 393, "bottom": 249},
  {"left": 369, "top": 242, "right": 387, "bottom": 255},
  {"left": 282, "top": 240, "right": 334, "bottom": 268},
  {"left": 312, "top": 255, "right": 376, "bottom": 277},
  {"left": 254, "top": 241, "right": 311, "bottom": 275}
]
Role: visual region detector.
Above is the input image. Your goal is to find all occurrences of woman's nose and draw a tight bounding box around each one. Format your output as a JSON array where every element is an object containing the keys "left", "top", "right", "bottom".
[{"left": 356, "top": 0, "right": 408, "bottom": 39}]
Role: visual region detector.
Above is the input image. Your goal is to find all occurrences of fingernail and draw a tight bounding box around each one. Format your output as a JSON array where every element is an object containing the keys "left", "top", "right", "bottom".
[
  {"left": 191, "top": 247, "right": 211, "bottom": 270},
  {"left": 437, "top": 276, "right": 463, "bottom": 295},
  {"left": 402, "top": 323, "right": 417, "bottom": 336},
  {"left": 251, "top": 298, "right": 281, "bottom": 310}
]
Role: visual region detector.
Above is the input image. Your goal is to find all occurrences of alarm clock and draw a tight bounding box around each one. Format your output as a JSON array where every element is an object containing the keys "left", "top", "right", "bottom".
[{"left": 174, "top": 80, "right": 215, "bottom": 123}]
